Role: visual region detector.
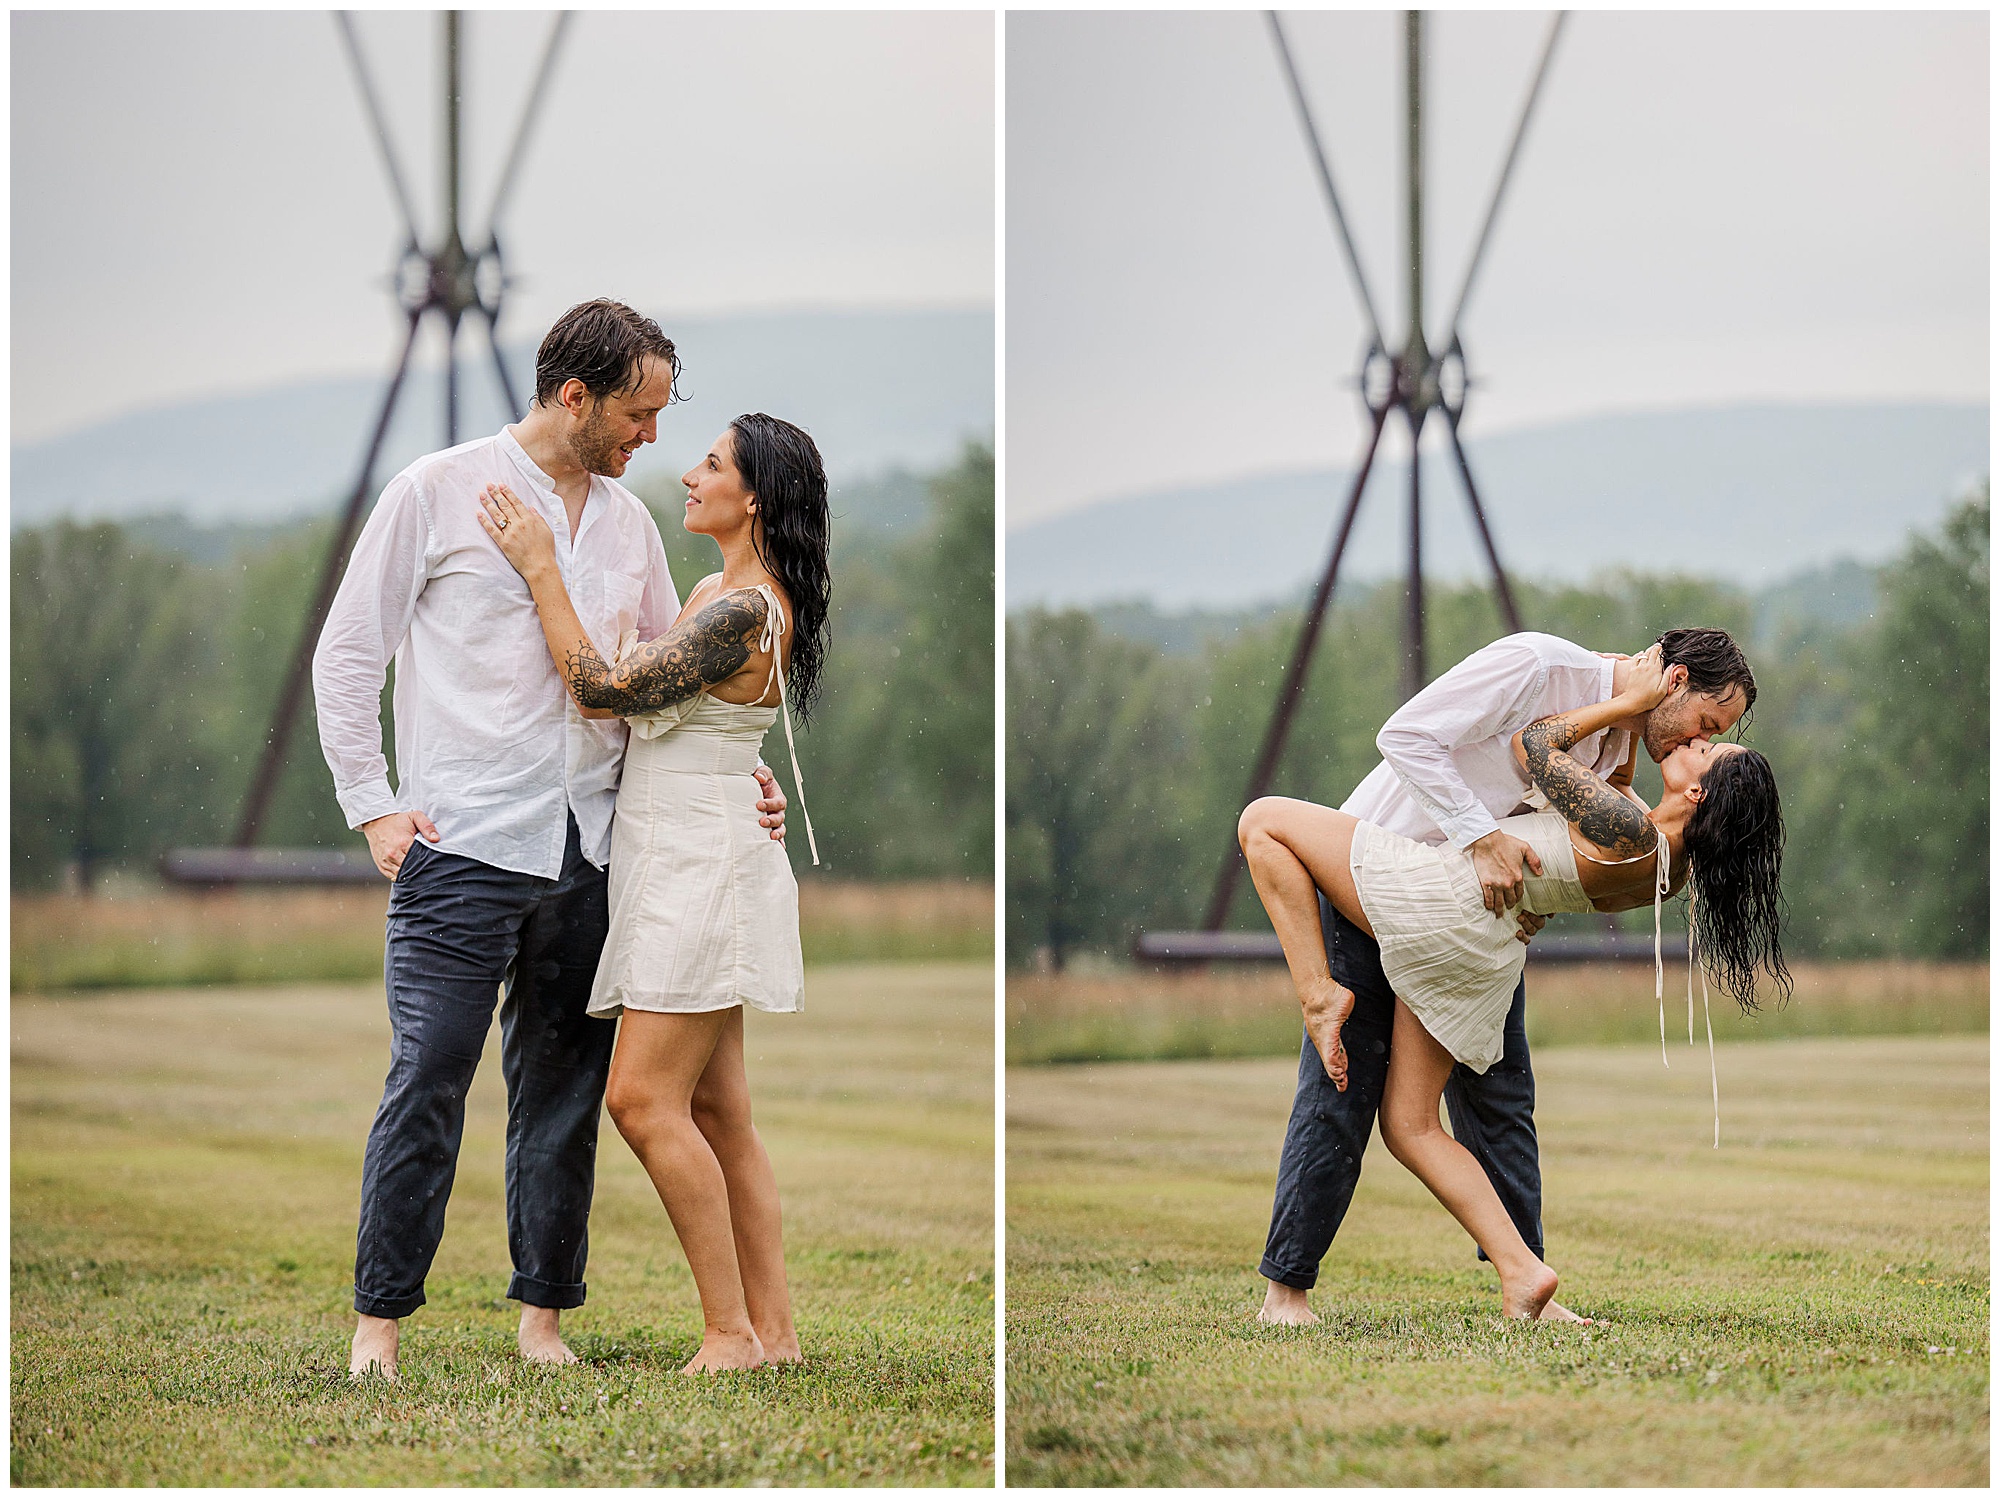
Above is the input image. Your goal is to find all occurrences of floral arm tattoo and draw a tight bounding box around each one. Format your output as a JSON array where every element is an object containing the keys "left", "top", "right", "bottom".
[
  {"left": 1520, "top": 711, "right": 1656, "bottom": 857},
  {"left": 564, "top": 588, "right": 768, "bottom": 714}
]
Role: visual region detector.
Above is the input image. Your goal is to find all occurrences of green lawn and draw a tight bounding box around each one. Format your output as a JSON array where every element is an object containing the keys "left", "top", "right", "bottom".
[
  {"left": 1007, "top": 960, "right": 1989, "bottom": 1065},
  {"left": 1006, "top": 1034, "right": 1987, "bottom": 1485},
  {"left": 13, "top": 963, "right": 995, "bottom": 1486}
]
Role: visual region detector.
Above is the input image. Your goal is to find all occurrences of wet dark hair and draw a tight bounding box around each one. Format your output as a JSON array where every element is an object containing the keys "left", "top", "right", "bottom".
[
  {"left": 533, "top": 299, "right": 681, "bottom": 408},
  {"left": 1683, "top": 747, "right": 1791, "bottom": 1013},
  {"left": 1658, "top": 626, "right": 1757, "bottom": 722},
  {"left": 729, "top": 413, "right": 831, "bottom": 720}
]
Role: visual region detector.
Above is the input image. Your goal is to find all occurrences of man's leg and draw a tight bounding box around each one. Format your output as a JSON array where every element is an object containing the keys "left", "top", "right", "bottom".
[
  {"left": 499, "top": 815, "right": 617, "bottom": 1361},
  {"left": 353, "top": 841, "right": 535, "bottom": 1373},
  {"left": 1442, "top": 976, "right": 1543, "bottom": 1260},
  {"left": 1257, "top": 893, "right": 1397, "bottom": 1319}
]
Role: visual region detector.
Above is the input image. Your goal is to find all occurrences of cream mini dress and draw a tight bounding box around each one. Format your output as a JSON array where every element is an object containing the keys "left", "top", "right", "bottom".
[
  {"left": 1347, "top": 810, "right": 1594, "bottom": 1073},
  {"left": 587, "top": 583, "right": 816, "bottom": 1018}
]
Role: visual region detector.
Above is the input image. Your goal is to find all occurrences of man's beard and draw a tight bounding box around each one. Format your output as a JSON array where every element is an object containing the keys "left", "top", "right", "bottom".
[
  {"left": 1642, "top": 709, "right": 1683, "bottom": 764},
  {"left": 567, "top": 408, "right": 626, "bottom": 476}
]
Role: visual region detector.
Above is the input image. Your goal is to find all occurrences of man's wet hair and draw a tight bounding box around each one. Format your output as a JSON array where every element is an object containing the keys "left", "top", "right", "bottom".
[
  {"left": 1657, "top": 627, "right": 1756, "bottom": 721},
  {"left": 533, "top": 299, "right": 681, "bottom": 409}
]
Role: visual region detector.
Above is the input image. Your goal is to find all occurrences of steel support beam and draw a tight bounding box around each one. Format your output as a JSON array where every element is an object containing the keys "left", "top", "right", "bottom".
[
  {"left": 234, "top": 310, "right": 424, "bottom": 847},
  {"left": 1200, "top": 401, "right": 1393, "bottom": 931}
]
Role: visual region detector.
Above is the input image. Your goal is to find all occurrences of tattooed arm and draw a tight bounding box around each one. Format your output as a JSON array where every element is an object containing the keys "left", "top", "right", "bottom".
[
  {"left": 562, "top": 587, "right": 766, "bottom": 714},
  {"left": 1520, "top": 708, "right": 1657, "bottom": 857},
  {"left": 1515, "top": 646, "right": 1671, "bottom": 856},
  {"left": 476, "top": 482, "right": 767, "bottom": 716}
]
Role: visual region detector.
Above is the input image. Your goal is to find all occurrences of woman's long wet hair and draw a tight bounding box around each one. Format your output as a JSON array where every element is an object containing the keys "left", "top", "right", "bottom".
[
  {"left": 729, "top": 412, "right": 831, "bottom": 720},
  {"left": 1682, "top": 747, "right": 1792, "bottom": 1013}
]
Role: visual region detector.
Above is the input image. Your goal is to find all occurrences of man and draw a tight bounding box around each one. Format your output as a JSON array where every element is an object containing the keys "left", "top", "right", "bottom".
[
  {"left": 313, "top": 299, "right": 787, "bottom": 1379},
  {"left": 1257, "top": 627, "right": 1755, "bottom": 1325}
]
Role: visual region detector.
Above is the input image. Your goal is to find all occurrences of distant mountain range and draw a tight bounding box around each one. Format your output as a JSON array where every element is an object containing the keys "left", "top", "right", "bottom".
[
  {"left": 1008, "top": 402, "right": 1988, "bottom": 607},
  {"left": 12, "top": 306, "right": 993, "bottom": 528}
]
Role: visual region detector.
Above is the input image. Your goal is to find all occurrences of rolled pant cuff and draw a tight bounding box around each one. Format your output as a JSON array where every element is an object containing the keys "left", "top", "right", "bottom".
[
  {"left": 354, "top": 1288, "right": 426, "bottom": 1319},
  {"left": 509, "top": 1273, "right": 586, "bottom": 1310},
  {"left": 1258, "top": 1256, "right": 1317, "bottom": 1292}
]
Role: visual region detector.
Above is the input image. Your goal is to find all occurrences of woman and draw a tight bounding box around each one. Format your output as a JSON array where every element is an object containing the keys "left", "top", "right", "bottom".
[
  {"left": 476, "top": 412, "right": 830, "bottom": 1373},
  {"left": 1237, "top": 646, "right": 1789, "bottom": 1319}
]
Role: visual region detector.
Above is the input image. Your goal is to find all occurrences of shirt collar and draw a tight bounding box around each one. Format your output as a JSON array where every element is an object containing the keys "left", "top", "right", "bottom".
[
  {"left": 498, "top": 425, "right": 560, "bottom": 501},
  {"left": 499, "top": 425, "right": 604, "bottom": 540}
]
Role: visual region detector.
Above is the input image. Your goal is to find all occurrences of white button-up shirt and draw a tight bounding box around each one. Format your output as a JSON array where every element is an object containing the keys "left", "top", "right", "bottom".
[
  {"left": 312, "top": 427, "right": 679, "bottom": 877},
  {"left": 1341, "top": 632, "right": 1630, "bottom": 849}
]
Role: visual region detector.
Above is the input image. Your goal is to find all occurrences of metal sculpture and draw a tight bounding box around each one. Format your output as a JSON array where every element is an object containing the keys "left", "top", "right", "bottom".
[
  {"left": 165, "top": 10, "right": 569, "bottom": 883},
  {"left": 1194, "top": 9, "right": 1566, "bottom": 936}
]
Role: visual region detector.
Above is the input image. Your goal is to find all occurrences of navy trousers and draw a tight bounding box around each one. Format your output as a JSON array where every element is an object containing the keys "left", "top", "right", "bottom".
[
  {"left": 1258, "top": 892, "right": 1543, "bottom": 1290},
  {"left": 353, "top": 816, "right": 617, "bottom": 1319}
]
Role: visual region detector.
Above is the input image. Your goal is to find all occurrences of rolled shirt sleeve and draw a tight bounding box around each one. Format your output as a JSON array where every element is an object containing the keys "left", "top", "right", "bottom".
[
  {"left": 1375, "top": 637, "right": 1549, "bottom": 851},
  {"left": 311, "top": 474, "right": 432, "bottom": 830}
]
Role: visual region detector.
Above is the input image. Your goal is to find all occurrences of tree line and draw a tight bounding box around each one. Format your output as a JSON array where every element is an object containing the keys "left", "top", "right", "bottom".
[
  {"left": 1008, "top": 491, "right": 1987, "bottom": 968},
  {"left": 12, "top": 444, "right": 994, "bottom": 891}
]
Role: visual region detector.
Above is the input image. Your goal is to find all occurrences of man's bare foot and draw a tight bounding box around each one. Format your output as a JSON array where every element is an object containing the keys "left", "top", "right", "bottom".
[
  {"left": 1500, "top": 1262, "right": 1560, "bottom": 1320},
  {"left": 682, "top": 1328, "right": 765, "bottom": 1375},
  {"left": 350, "top": 1314, "right": 400, "bottom": 1380},
  {"left": 1536, "top": 1299, "right": 1599, "bottom": 1325},
  {"left": 1256, "top": 1279, "right": 1321, "bottom": 1326},
  {"left": 519, "top": 1305, "right": 580, "bottom": 1365},
  {"left": 1301, "top": 978, "right": 1357, "bottom": 1091}
]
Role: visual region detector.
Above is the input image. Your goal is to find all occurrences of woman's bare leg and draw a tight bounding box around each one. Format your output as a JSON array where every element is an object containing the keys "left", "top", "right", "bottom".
[
  {"left": 1378, "top": 1000, "right": 1557, "bottom": 1319},
  {"left": 605, "top": 1009, "right": 764, "bottom": 1373},
  {"left": 689, "top": 1009, "right": 800, "bottom": 1362},
  {"left": 1238, "top": 797, "right": 1374, "bottom": 1092}
]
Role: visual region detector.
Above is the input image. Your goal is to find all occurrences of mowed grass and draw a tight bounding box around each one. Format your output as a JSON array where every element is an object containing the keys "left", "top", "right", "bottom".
[
  {"left": 1007, "top": 1035, "right": 1988, "bottom": 1485},
  {"left": 13, "top": 963, "right": 994, "bottom": 1486},
  {"left": 1007, "top": 959, "right": 1988, "bottom": 1065},
  {"left": 13, "top": 878, "right": 994, "bottom": 991}
]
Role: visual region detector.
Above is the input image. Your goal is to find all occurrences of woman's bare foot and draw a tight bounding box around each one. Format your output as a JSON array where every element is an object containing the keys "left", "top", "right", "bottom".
[
  {"left": 682, "top": 1328, "right": 766, "bottom": 1375},
  {"left": 1536, "top": 1299, "right": 1599, "bottom": 1325},
  {"left": 1500, "top": 1262, "right": 1560, "bottom": 1320},
  {"left": 349, "top": 1314, "right": 399, "bottom": 1380},
  {"left": 519, "top": 1305, "right": 580, "bottom": 1364},
  {"left": 1301, "top": 978, "right": 1357, "bottom": 1091},
  {"left": 1257, "top": 1279, "right": 1321, "bottom": 1326},
  {"left": 755, "top": 1331, "right": 804, "bottom": 1365}
]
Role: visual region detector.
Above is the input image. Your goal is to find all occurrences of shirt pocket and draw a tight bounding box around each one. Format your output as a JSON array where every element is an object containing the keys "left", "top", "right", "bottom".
[{"left": 599, "top": 571, "right": 647, "bottom": 644}]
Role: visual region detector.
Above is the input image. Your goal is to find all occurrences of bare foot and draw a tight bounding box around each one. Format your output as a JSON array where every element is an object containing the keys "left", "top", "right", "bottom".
[
  {"left": 1256, "top": 1280, "right": 1321, "bottom": 1326},
  {"left": 1537, "top": 1299, "right": 1600, "bottom": 1325},
  {"left": 682, "top": 1328, "right": 766, "bottom": 1375},
  {"left": 349, "top": 1314, "right": 399, "bottom": 1381},
  {"left": 755, "top": 1328, "right": 804, "bottom": 1365},
  {"left": 1500, "top": 1262, "right": 1560, "bottom": 1320},
  {"left": 1301, "top": 978, "right": 1357, "bottom": 1092},
  {"left": 519, "top": 1305, "right": 580, "bottom": 1365}
]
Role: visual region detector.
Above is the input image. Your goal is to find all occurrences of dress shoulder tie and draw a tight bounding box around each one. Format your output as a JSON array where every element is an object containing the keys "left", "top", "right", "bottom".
[
  {"left": 1578, "top": 825, "right": 1720, "bottom": 1148},
  {"left": 752, "top": 584, "right": 820, "bottom": 867}
]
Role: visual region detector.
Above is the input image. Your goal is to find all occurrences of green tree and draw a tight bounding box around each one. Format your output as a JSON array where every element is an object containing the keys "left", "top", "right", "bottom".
[
  {"left": 884, "top": 444, "right": 995, "bottom": 877},
  {"left": 1006, "top": 609, "right": 1198, "bottom": 967},
  {"left": 1842, "top": 491, "right": 1988, "bottom": 954},
  {"left": 11, "top": 524, "right": 221, "bottom": 887}
]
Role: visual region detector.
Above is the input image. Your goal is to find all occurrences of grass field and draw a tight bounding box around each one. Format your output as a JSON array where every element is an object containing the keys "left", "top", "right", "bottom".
[
  {"left": 12, "top": 878, "right": 994, "bottom": 990},
  {"left": 1006, "top": 1034, "right": 1988, "bottom": 1485},
  {"left": 1007, "top": 959, "right": 1989, "bottom": 1065},
  {"left": 12, "top": 963, "right": 994, "bottom": 1486}
]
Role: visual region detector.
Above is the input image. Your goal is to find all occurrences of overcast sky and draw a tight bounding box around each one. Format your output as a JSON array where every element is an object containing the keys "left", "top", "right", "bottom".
[
  {"left": 1007, "top": 10, "right": 1987, "bottom": 528},
  {"left": 11, "top": 10, "right": 993, "bottom": 444}
]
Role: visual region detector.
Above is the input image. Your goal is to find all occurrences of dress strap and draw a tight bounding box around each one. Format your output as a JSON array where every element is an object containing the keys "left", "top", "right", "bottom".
[
  {"left": 1652, "top": 827, "right": 1671, "bottom": 1067},
  {"left": 1691, "top": 889, "right": 1719, "bottom": 1149},
  {"left": 1646, "top": 824, "right": 1720, "bottom": 1148},
  {"left": 752, "top": 583, "right": 819, "bottom": 867}
]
